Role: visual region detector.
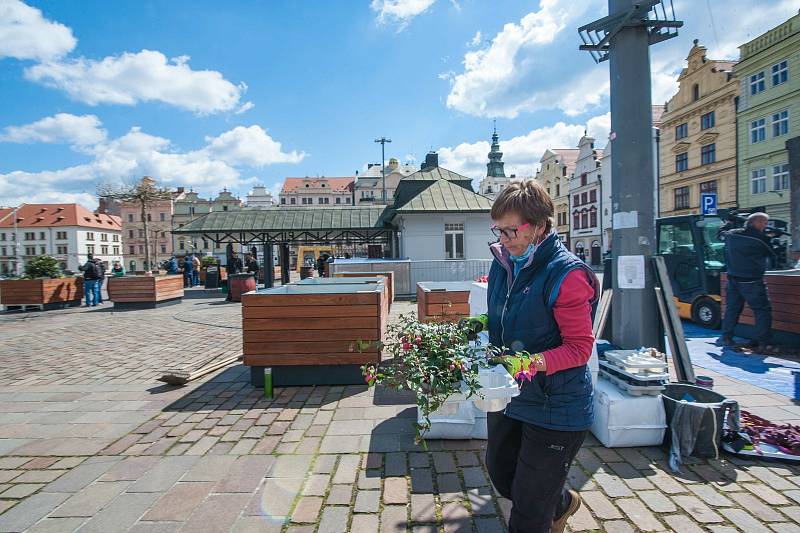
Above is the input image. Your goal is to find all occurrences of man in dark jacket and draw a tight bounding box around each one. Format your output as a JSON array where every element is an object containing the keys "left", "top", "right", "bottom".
[
  {"left": 80, "top": 254, "right": 100, "bottom": 306},
  {"left": 93, "top": 258, "right": 106, "bottom": 304},
  {"left": 182, "top": 254, "right": 195, "bottom": 288},
  {"left": 720, "top": 213, "right": 775, "bottom": 350},
  {"left": 245, "top": 253, "right": 259, "bottom": 275}
]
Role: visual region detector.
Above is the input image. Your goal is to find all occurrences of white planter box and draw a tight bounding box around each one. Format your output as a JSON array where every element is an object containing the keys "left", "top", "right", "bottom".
[{"left": 591, "top": 374, "right": 666, "bottom": 447}]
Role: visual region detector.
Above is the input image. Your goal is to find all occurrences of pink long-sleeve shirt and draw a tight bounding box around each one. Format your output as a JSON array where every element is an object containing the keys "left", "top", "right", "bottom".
[{"left": 541, "top": 268, "right": 596, "bottom": 375}]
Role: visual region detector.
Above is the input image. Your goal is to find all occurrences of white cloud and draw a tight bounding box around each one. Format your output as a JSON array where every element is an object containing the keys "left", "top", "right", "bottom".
[
  {"left": 467, "top": 30, "right": 482, "bottom": 47},
  {"left": 0, "top": 0, "right": 76, "bottom": 61},
  {"left": 0, "top": 113, "right": 106, "bottom": 147},
  {"left": 438, "top": 115, "right": 608, "bottom": 181},
  {"left": 203, "top": 125, "right": 305, "bottom": 167},
  {"left": 0, "top": 118, "right": 305, "bottom": 208},
  {"left": 371, "top": 0, "right": 436, "bottom": 28},
  {"left": 25, "top": 50, "right": 251, "bottom": 115}
]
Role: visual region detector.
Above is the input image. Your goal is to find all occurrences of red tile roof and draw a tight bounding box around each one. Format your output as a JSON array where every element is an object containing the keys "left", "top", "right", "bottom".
[
  {"left": 281, "top": 177, "right": 355, "bottom": 194},
  {"left": 0, "top": 204, "right": 122, "bottom": 230}
]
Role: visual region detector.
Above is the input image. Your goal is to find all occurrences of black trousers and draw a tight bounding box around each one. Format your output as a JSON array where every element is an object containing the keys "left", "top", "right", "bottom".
[
  {"left": 721, "top": 277, "right": 772, "bottom": 343},
  {"left": 486, "top": 411, "right": 587, "bottom": 533}
]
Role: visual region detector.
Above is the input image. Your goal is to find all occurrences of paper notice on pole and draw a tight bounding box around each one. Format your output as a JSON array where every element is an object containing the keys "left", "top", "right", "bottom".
[
  {"left": 617, "top": 255, "right": 645, "bottom": 289},
  {"left": 612, "top": 211, "right": 639, "bottom": 229}
]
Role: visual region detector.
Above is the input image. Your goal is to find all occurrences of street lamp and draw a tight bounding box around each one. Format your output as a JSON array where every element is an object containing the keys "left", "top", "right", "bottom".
[{"left": 374, "top": 137, "right": 392, "bottom": 204}]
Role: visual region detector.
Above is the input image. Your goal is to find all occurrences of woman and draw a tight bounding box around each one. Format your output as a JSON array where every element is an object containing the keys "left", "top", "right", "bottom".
[
  {"left": 111, "top": 261, "right": 125, "bottom": 277},
  {"left": 486, "top": 180, "right": 598, "bottom": 533}
]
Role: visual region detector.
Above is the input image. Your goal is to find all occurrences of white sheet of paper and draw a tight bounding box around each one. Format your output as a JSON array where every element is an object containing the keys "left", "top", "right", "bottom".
[
  {"left": 617, "top": 255, "right": 645, "bottom": 289},
  {"left": 612, "top": 211, "right": 639, "bottom": 229}
]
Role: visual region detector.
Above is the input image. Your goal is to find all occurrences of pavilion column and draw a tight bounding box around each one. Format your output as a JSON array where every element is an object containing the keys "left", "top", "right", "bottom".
[{"left": 280, "top": 243, "right": 290, "bottom": 285}]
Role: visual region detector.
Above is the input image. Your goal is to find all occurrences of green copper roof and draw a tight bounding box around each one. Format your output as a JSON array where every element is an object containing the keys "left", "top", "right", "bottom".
[
  {"left": 173, "top": 206, "right": 389, "bottom": 233},
  {"left": 401, "top": 167, "right": 473, "bottom": 183},
  {"left": 394, "top": 178, "right": 493, "bottom": 213}
]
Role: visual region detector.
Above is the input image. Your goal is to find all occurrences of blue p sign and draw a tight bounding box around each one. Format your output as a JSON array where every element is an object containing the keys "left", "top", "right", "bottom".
[{"left": 701, "top": 193, "right": 717, "bottom": 215}]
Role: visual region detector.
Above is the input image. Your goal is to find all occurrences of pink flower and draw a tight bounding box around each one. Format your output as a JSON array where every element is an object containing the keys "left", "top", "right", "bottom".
[
  {"left": 449, "top": 364, "right": 456, "bottom": 371},
  {"left": 514, "top": 361, "right": 537, "bottom": 386},
  {"left": 402, "top": 342, "right": 412, "bottom": 351}
]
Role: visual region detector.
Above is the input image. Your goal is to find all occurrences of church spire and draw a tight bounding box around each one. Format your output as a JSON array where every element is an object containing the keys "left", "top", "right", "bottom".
[{"left": 486, "top": 121, "right": 506, "bottom": 178}]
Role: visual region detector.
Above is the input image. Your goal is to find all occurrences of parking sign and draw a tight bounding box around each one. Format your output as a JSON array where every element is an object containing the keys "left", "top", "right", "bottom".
[{"left": 701, "top": 193, "right": 717, "bottom": 215}]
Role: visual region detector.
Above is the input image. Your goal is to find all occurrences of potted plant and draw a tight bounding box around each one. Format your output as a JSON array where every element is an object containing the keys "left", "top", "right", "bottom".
[
  {"left": 0, "top": 255, "right": 83, "bottom": 309},
  {"left": 199, "top": 255, "right": 217, "bottom": 283},
  {"left": 361, "top": 313, "right": 498, "bottom": 445}
]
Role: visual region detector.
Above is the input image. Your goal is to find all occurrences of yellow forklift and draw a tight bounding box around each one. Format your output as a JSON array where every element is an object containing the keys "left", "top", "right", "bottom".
[{"left": 655, "top": 209, "right": 790, "bottom": 329}]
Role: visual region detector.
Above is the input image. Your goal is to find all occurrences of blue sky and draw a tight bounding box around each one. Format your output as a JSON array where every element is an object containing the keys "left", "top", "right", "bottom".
[{"left": 0, "top": 0, "right": 797, "bottom": 209}]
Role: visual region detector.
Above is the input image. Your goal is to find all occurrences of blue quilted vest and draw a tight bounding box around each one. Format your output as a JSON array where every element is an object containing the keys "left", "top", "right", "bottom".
[{"left": 487, "top": 232, "right": 597, "bottom": 431}]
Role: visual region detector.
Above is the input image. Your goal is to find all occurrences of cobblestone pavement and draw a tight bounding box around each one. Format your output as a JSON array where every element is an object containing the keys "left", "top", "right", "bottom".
[{"left": 1, "top": 299, "right": 800, "bottom": 532}]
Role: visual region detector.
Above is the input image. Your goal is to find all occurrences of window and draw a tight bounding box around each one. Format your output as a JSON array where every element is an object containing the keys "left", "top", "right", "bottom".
[
  {"left": 318, "top": 198, "right": 325, "bottom": 204},
  {"left": 101, "top": 245, "right": 108, "bottom": 255},
  {"left": 112, "top": 234, "right": 119, "bottom": 242},
  {"left": 223, "top": 206, "right": 228, "bottom": 211},
  {"left": 555, "top": 183, "right": 561, "bottom": 197},
  {"left": 138, "top": 230, "right": 144, "bottom": 238},
  {"left": 674, "top": 186, "right": 690, "bottom": 209},
  {"left": 772, "top": 60, "right": 788, "bottom": 86},
  {"left": 38, "top": 231, "right": 45, "bottom": 240},
  {"left": 129, "top": 246, "right": 135, "bottom": 255},
  {"left": 202, "top": 239, "right": 208, "bottom": 249},
  {"left": 581, "top": 192, "right": 588, "bottom": 205},
  {"left": 750, "top": 71, "right": 765, "bottom": 95},
  {"left": 56, "top": 231, "right": 67, "bottom": 240},
  {"left": 129, "top": 230, "right": 134, "bottom": 238},
  {"left": 0, "top": 233, "right": 4, "bottom": 241},
  {"left": 589, "top": 208, "right": 597, "bottom": 228},
  {"left": 699, "top": 180, "right": 717, "bottom": 195},
  {"left": 189, "top": 207, "right": 196, "bottom": 215},
  {"left": 138, "top": 245, "right": 144, "bottom": 254},
  {"left": 159, "top": 212, "right": 165, "bottom": 222},
  {"left": 581, "top": 210, "right": 589, "bottom": 229},
  {"left": 751, "top": 168, "right": 767, "bottom": 194},
  {"left": 25, "top": 246, "right": 36, "bottom": 255},
  {"left": 700, "top": 111, "right": 715, "bottom": 130},
  {"left": 24, "top": 232, "right": 35, "bottom": 240},
  {"left": 281, "top": 198, "right": 286, "bottom": 205},
  {"left": 573, "top": 194, "right": 580, "bottom": 207},
  {"left": 290, "top": 197, "right": 296, "bottom": 205},
  {"left": 573, "top": 212, "right": 580, "bottom": 230},
  {"left": 57, "top": 245, "right": 68, "bottom": 255},
  {"left": 335, "top": 197, "right": 341, "bottom": 204},
  {"left": 113, "top": 246, "right": 119, "bottom": 255},
  {"left": 444, "top": 223, "right": 464, "bottom": 259},
  {"left": 692, "top": 83, "right": 700, "bottom": 101},
  {"left": 580, "top": 173, "right": 587, "bottom": 186},
  {"left": 86, "top": 232, "right": 94, "bottom": 241},
  {"left": 100, "top": 233, "right": 108, "bottom": 242},
  {"left": 773, "top": 163, "right": 790, "bottom": 191},
  {"left": 675, "top": 152, "right": 688, "bottom": 172},
  {"left": 127, "top": 214, "right": 133, "bottom": 222},
  {"left": 589, "top": 189, "right": 597, "bottom": 203},
  {"left": 750, "top": 118, "right": 766, "bottom": 143},
  {"left": 675, "top": 123, "right": 688, "bottom": 140},
  {"left": 161, "top": 245, "right": 167, "bottom": 254},
  {"left": 346, "top": 197, "right": 351, "bottom": 204},
  {"left": 40, "top": 245, "right": 46, "bottom": 255},
  {"left": 0, "top": 247, "right": 5, "bottom": 256},
  {"left": 179, "top": 240, "right": 185, "bottom": 250},
  {"left": 146, "top": 213, "right": 151, "bottom": 222},
  {"left": 700, "top": 143, "right": 716, "bottom": 165},
  {"left": 161, "top": 232, "right": 166, "bottom": 238},
  {"left": 772, "top": 110, "right": 789, "bottom": 137},
  {"left": 86, "top": 244, "right": 95, "bottom": 254}
]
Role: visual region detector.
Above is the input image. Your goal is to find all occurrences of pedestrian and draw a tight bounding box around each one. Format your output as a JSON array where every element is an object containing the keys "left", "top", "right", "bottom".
[
  {"left": 720, "top": 212, "right": 776, "bottom": 351},
  {"left": 166, "top": 256, "right": 179, "bottom": 275},
  {"left": 182, "top": 254, "right": 195, "bottom": 289},
  {"left": 225, "top": 251, "right": 243, "bottom": 301},
  {"left": 111, "top": 261, "right": 125, "bottom": 277},
  {"left": 93, "top": 257, "right": 106, "bottom": 304},
  {"left": 245, "top": 253, "right": 259, "bottom": 275},
  {"left": 80, "top": 253, "right": 100, "bottom": 306},
  {"left": 485, "top": 181, "right": 599, "bottom": 533},
  {"left": 192, "top": 254, "right": 201, "bottom": 286}
]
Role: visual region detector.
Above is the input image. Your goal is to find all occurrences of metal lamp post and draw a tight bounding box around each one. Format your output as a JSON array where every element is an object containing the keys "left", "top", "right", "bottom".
[
  {"left": 578, "top": 0, "right": 682, "bottom": 349},
  {"left": 374, "top": 137, "right": 392, "bottom": 204}
]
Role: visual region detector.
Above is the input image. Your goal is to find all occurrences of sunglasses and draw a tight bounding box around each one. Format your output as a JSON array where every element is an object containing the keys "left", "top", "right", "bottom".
[{"left": 490, "top": 223, "right": 530, "bottom": 239}]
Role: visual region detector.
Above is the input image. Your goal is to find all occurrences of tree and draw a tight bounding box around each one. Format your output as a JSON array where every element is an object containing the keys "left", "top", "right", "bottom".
[
  {"left": 24, "top": 255, "right": 60, "bottom": 279},
  {"left": 98, "top": 177, "right": 174, "bottom": 274}
]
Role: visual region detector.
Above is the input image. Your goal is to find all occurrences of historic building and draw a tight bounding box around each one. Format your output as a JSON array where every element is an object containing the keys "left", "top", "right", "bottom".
[
  {"left": 535, "top": 149, "right": 578, "bottom": 246},
  {"left": 659, "top": 40, "right": 739, "bottom": 217},
  {"left": 0, "top": 204, "right": 122, "bottom": 274},
  {"left": 172, "top": 189, "right": 243, "bottom": 258},
  {"left": 734, "top": 11, "right": 799, "bottom": 226},
  {"left": 245, "top": 185, "right": 277, "bottom": 208},
  {"left": 279, "top": 177, "right": 355, "bottom": 207},
  {"left": 119, "top": 177, "right": 186, "bottom": 272},
  {"left": 354, "top": 158, "right": 416, "bottom": 204},
  {"left": 478, "top": 127, "right": 512, "bottom": 200},
  {"left": 569, "top": 135, "right": 603, "bottom": 266}
]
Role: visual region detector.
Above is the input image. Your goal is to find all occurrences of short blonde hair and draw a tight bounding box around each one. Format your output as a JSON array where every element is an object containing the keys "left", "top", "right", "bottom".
[{"left": 490, "top": 180, "right": 553, "bottom": 233}]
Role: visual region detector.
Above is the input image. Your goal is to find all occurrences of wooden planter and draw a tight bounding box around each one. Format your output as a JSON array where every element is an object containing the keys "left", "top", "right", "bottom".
[
  {"left": 298, "top": 277, "right": 390, "bottom": 325},
  {"left": 334, "top": 271, "right": 394, "bottom": 305},
  {"left": 242, "top": 283, "right": 386, "bottom": 386},
  {"left": 721, "top": 272, "right": 800, "bottom": 346},
  {"left": 417, "top": 281, "right": 473, "bottom": 323},
  {"left": 107, "top": 275, "right": 184, "bottom": 310},
  {"left": 0, "top": 277, "right": 83, "bottom": 310}
]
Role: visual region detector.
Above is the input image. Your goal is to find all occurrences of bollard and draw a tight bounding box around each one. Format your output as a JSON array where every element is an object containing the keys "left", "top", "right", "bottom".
[{"left": 264, "top": 368, "right": 273, "bottom": 400}]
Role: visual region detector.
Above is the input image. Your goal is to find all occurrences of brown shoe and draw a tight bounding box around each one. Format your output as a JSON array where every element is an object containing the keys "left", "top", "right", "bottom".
[{"left": 551, "top": 490, "right": 581, "bottom": 533}]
